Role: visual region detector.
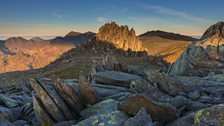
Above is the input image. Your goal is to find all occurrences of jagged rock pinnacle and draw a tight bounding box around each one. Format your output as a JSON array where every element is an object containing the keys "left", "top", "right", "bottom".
[{"left": 96, "top": 22, "right": 144, "bottom": 51}]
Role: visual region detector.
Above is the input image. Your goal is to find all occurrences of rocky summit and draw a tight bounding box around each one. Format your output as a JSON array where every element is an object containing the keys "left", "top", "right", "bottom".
[
  {"left": 96, "top": 22, "right": 144, "bottom": 51},
  {"left": 170, "top": 21, "right": 224, "bottom": 76}
]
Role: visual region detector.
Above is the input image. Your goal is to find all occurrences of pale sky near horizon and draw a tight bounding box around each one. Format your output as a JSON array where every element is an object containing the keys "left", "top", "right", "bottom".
[{"left": 0, "top": 0, "right": 223, "bottom": 39}]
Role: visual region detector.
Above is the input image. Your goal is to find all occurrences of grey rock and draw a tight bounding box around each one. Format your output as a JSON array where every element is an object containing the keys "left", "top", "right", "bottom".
[
  {"left": 0, "top": 94, "right": 20, "bottom": 108},
  {"left": 53, "top": 120, "right": 77, "bottom": 126},
  {"left": 93, "top": 71, "right": 141, "bottom": 87},
  {"left": 193, "top": 104, "right": 224, "bottom": 126},
  {"left": 166, "top": 113, "right": 194, "bottom": 126},
  {"left": 11, "top": 120, "right": 29, "bottom": 126},
  {"left": 124, "top": 107, "right": 153, "bottom": 126},
  {"left": 188, "top": 90, "right": 200, "bottom": 100},
  {"left": 130, "top": 79, "right": 155, "bottom": 93},
  {"left": 75, "top": 111, "right": 129, "bottom": 126},
  {"left": 0, "top": 119, "right": 11, "bottom": 126},
  {"left": 0, "top": 106, "right": 16, "bottom": 121},
  {"left": 80, "top": 99, "right": 118, "bottom": 118}
]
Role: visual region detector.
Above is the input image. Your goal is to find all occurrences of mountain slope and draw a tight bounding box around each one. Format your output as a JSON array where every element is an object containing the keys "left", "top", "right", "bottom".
[{"left": 139, "top": 30, "right": 196, "bottom": 63}]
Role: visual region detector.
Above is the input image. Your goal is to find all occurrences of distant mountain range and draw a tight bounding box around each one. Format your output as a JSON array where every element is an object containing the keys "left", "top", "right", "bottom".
[{"left": 0, "top": 25, "right": 198, "bottom": 73}]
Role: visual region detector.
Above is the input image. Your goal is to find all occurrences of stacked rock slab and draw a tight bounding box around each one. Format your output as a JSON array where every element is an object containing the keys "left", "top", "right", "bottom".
[
  {"left": 170, "top": 22, "right": 224, "bottom": 76},
  {"left": 96, "top": 22, "right": 144, "bottom": 52}
]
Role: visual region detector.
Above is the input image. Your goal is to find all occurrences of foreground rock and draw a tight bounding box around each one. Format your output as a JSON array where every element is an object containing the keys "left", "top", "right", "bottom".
[
  {"left": 118, "top": 94, "right": 179, "bottom": 122},
  {"left": 75, "top": 110, "right": 128, "bottom": 126},
  {"left": 194, "top": 104, "right": 224, "bottom": 126},
  {"left": 80, "top": 99, "right": 118, "bottom": 118},
  {"left": 170, "top": 22, "right": 224, "bottom": 76},
  {"left": 93, "top": 71, "right": 141, "bottom": 87},
  {"left": 124, "top": 107, "right": 153, "bottom": 126}
]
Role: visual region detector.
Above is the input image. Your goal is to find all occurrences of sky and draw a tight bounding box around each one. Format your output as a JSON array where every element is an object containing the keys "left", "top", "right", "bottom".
[{"left": 0, "top": 0, "right": 223, "bottom": 39}]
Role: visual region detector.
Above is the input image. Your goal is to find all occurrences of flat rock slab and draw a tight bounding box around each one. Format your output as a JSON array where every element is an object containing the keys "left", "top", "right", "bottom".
[
  {"left": 75, "top": 111, "right": 129, "bottom": 126},
  {"left": 0, "top": 94, "right": 20, "bottom": 108},
  {"left": 94, "top": 71, "right": 141, "bottom": 86},
  {"left": 80, "top": 99, "right": 118, "bottom": 118}
]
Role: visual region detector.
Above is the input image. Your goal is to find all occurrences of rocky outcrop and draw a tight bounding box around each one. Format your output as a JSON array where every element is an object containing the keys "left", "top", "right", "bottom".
[
  {"left": 96, "top": 22, "right": 144, "bottom": 51},
  {"left": 170, "top": 22, "right": 224, "bottom": 76}
]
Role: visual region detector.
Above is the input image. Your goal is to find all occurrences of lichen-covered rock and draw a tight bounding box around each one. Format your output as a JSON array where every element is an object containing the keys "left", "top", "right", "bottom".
[
  {"left": 170, "top": 22, "right": 224, "bottom": 76},
  {"left": 124, "top": 107, "right": 153, "bottom": 126},
  {"left": 80, "top": 99, "right": 118, "bottom": 118},
  {"left": 75, "top": 111, "right": 128, "bottom": 126},
  {"left": 93, "top": 71, "right": 141, "bottom": 87},
  {"left": 130, "top": 79, "right": 154, "bottom": 93},
  {"left": 96, "top": 22, "right": 144, "bottom": 51},
  {"left": 193, "top": 104, "right": 224, "bottom": 126},
  {"left": 118, "top": 94, "right": 179, "bottom": 122},
  {"left": 79, "top": 75, "right": 97, "bottom": 105}
]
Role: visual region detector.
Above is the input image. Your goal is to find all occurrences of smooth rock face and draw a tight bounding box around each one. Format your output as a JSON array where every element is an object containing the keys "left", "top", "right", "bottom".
[
  {"left": 118, "top": 94, "right": 179, "bottom": 122},
  {"left": 0, "top": 94, "right": 20, "bottom": 108},
  {"left": 166, "top": 113, "right": 195, "bottom": 126},
  {"left": 80, "top": 99, "right": 118, "bottom": 118},
  {"left": 193, "top": 104, "right": 224, "bottom": 126},
  {"left": 94, "top": 71, "right": 141, "bottom": 87},
  {"left": 124, "top": 107, "right": 153, "bottom": 126},
  {"left": 170, "top": 22, "right": 224, "bottom": 76},
  {"left": 75, "top": 111, "right": 128, "bottom": 126},
  {"left": 96, "top": 22, "right": 144, "bottom": 51}
]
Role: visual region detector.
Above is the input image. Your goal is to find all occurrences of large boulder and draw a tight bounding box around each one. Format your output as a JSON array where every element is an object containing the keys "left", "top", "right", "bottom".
[
  {"left": 93, "top": 71, "right": 141, "bottom": 87},
  {"left": 193, "top": 104, "right": 224, "bottom": 126},
  {"left": 170, "top": 22, "right": 224, "bottom": 76},
  {"left": 118, "top": 94, "right": 179, "bottom": 122},
  {"left": 80, "top": 99, "right": 118, "bottom": 118}
]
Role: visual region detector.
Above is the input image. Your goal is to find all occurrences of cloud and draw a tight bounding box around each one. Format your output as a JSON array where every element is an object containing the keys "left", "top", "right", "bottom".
[
  {"left": 141, "top": 5, "right": 212, "bottom": 23},
  {"left": 52, "top": 10, "right": 63, "bottom": 18},
  {"left": 97, "top": 17, "right": 107, "bottom": 23}
]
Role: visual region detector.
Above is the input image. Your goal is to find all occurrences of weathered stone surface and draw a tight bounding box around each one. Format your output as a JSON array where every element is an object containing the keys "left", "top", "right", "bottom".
[
  {"left": 52, "top": 77, "right": 83, "bottom": 114},
  {"left": 146, "top": 70, "right": 192, "bottom": 96},
  {"left": 96, "top": 22, "right": 144, "bottom": 51},
  {"left": 32, "top": 95, "right": 55, "bottom": 125},
  {"left": 94, "top": 71, "right": 141, "bottom": 87},
  {"left": 11, "top": 120, "right": 29, "bottom": 126},
  {"left": 118, "top": 94, "right": 179, "bottom": 122},
  {"left": 188, "top": 90, "right": 200, "bottom": 100},
  {"left": 193, "top": 104, "right": 224, "bottom": 126},
  {"left": 53, "top": 120, "right": 77, "bottom": 126},
  {"left": 0, "top": 106, "right": 16, "bottom": 121},
  {"left": 75, "top": 111, "right": 128, "bottom": 126},
  {"left": 166, "top": 113, "right": 194, "bottom": 126},
  {"left": 80, "top": 99, "right": 118, "bottom": 118},
  {"left": 0, "top": 119, "right": 11, "bottom": 126},
  {"left": 79, "top": 75, "right": 96, "bottom": 105},
  {"left": 30, "top": 78, "right": 66, "bottom": 122},
  {"left": 124, "top": 107, "right": 153, "bottom": 126},
  {"left": 0, "top": 94, "right": 20, "bottom": 108},
  {"left": 93, "top": 87, "right": 124, "bottom": 99},
  {"left": 170, "top": 22, "right": 224, "bottom": 76},
  {"left": 130, "top": 79, "right": 155, "bottom": 93}
]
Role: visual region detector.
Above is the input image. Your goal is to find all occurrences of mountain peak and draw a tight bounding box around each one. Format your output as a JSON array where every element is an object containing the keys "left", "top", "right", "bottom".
[
  {"left": 139, "top": 30, "right": 197, "bottom": 41},
  {"left": 65, "top": 31, "right": 82, "bottom": 38},
  {"left": 201, "top": 21, "right": 224, "bottom": 39},
  {"left": 96, "top": 22, "right": 144, "bottom": 51},
  {"left": 30, "top": 37, "right": 44, "bottom": 42}
]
